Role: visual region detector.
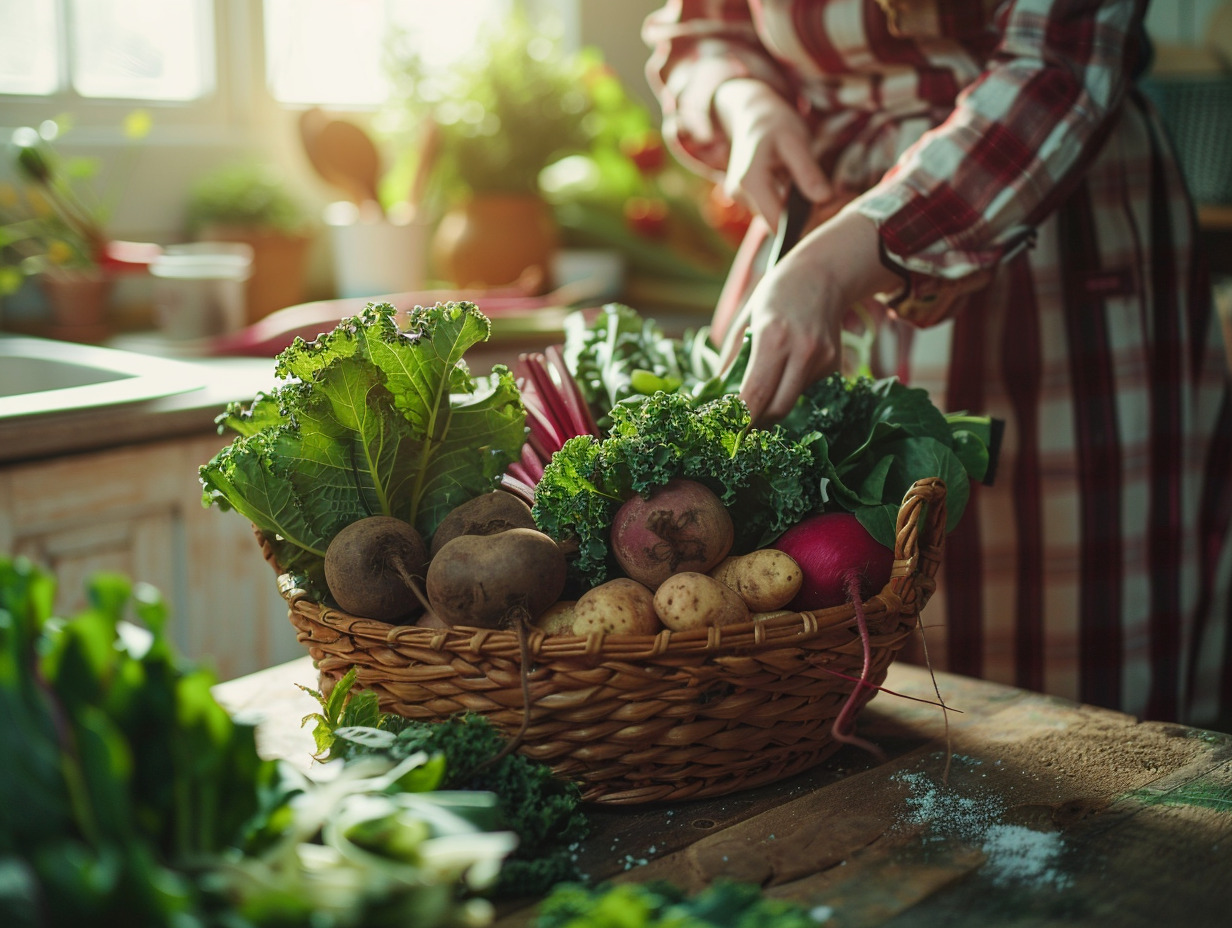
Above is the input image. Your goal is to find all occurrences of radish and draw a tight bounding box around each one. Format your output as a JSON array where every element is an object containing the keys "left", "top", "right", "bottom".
[{"left": 771, "top": 512, "right": 893, "bottom": 611}]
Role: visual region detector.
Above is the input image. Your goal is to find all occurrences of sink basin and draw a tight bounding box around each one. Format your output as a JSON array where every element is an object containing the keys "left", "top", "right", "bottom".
[{"left": 0, "top": 334, "right": 208, "bottom": 419}]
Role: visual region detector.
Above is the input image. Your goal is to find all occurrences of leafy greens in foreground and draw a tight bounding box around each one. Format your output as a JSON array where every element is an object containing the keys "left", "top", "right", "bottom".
[
  {"left": 199, "top": 301, "right": 526, "bottom": 595},
  {"left": 303, "top": 669, "right": 591, "bottom": 901}
]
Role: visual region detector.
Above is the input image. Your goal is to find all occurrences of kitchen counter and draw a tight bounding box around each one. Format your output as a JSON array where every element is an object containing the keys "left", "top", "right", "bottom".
[
  {"left": 215, "top": 655, "right": 1232, "bottom": 928},
  {"left": 0, "top": 350, "right": 278, "bottom": 465}
]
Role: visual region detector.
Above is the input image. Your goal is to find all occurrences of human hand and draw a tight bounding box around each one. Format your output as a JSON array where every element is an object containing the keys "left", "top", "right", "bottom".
[
  {"left": 713, "top": 78, "right": 830, "bottom": 228},
  {"left": 737, "top": 209, "right": 901, "bottom": 424}
]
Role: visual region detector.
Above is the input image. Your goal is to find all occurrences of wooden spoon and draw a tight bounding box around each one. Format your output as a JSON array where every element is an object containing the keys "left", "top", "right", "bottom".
[{"left": 315, "top": 118, "right": 384, "bottom": 213}]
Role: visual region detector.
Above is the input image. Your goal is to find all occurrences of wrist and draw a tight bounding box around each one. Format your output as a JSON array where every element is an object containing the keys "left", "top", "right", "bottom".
[{"left": 784, "top": 209, "right": 902, "bottom": 305}]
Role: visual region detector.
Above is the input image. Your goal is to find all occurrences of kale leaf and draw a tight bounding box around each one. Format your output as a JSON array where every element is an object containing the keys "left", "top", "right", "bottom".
[{"left": 199, "top": 301, "right": 526, "bottom": 596}]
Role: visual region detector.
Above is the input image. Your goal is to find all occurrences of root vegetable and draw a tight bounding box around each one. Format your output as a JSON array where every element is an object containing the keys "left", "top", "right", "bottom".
[
  {"left": 709, "top": 549, "right": 804, "bottom": 612},
  {"left": 571, "top": 579, "right": 660, "bottom": 636},
  {"left": 610, "top": 478, "right": 734, "bottom": 590},
  {"left": 535, "top": 600, "right": 577, "bottom": 635},
  {"left": 430, "top": 490, "right": 538, "bottom": 558},
  {"left": 653, "top": 571, "right": 750, "bottom": 631},
  {"left": 771, "top": 512, "right": 894, "bottom": 611},
  {"left": 324, "top": 516, "right": 429, "bottom": 623},
  {"left": 426, "top": 528, "right": 566, "bottom": 628}
]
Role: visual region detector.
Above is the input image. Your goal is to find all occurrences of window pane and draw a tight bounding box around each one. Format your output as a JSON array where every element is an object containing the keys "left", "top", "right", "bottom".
[
  {"left": 69, "top": 0, "right": 213, "bottom": 101},
  {"left": 264, "top": 0, "right": 511, "bottom": 106},
  {"left": 0, "top": 0, "right": 60, "bottom": 95}
]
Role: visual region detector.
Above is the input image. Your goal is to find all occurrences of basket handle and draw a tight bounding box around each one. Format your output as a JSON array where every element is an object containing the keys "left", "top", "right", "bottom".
[{"left": 888, "top": 477, "right": 947, "bottom": 616}]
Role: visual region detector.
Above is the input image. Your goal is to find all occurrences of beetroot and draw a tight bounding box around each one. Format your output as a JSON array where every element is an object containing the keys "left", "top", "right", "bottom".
[
  {"left": 324, "top": 516, "right": 429, "bottom": 622},
  {"left": 610, "top": 478, "right": 734, "bottom": 590},
  {"left": 771, "top": 512, "right": 894, "bottom": 610}
]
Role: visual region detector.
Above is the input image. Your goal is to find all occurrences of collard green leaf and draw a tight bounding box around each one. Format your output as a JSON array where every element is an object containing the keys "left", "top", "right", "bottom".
[{"left": 200, "top": 301, "right": 527, "bottom": 598}]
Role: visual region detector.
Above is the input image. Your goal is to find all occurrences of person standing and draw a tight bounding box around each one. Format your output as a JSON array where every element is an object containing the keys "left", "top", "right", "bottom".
[{"left": 643, "top": 0, "right": 1231, "bottom": 725}]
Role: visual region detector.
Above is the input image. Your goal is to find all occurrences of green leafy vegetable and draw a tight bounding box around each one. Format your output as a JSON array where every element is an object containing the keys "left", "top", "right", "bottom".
[
  {"left": 305, "top": 672, "right": 591, "bottom": 900},
  {"left": 532, "top": 879, "right": 823, "bottom": 928},
  {"left": 0, "top": 556, "right": 272, "bottom": 925},
  {"left": 532, "top": 391, "right": 823, "bottom": 586},
  {"left": 220, "top": 751, "right": 516, "bottom": 928},
  {"left": 562, "top": 303, "right": 722, "bottom": 431},
  {"left": 199, "top": 301, "right": 526, "bottom": 595}
]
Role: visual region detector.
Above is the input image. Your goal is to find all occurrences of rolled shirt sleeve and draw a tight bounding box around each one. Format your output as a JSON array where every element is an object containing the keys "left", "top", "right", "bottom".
[{"left": 851, "top": 0, "right": 1146, "bottom": 320}]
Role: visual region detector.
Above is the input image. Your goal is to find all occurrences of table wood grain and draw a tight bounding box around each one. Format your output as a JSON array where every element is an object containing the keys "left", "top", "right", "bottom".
[{"left": 214, "top": 656, "right": 1232, "bottom": 928}]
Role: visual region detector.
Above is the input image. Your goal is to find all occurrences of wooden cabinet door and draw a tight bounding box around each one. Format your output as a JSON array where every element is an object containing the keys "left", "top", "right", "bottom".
[{"left": 0, "top": 436, "right": 302, "bottom": 680}]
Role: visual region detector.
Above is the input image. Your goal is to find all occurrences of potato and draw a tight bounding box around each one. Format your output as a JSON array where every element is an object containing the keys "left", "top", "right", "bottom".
[
  {"left": 571, "top": 578, "right": 660, "bottom": 636},
  {"left": 535, "top": 600, "right": 577, "bottom": 635},
  {"left": 709, "top": 549, "right": 804, "bottom": 613},
  {"left": 653, "top": 571, "right": 750, "bottom": 631}
]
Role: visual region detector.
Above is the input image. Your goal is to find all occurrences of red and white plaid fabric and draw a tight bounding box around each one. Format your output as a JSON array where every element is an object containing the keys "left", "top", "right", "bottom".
[{"left": 644, "top": 0, "right": 1232, "bottom": 724}]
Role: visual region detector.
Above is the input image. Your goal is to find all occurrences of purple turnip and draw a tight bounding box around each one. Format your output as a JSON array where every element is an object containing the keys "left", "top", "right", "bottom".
[{"left": 610, "top": 477, "right": 734, "bottom": 590}]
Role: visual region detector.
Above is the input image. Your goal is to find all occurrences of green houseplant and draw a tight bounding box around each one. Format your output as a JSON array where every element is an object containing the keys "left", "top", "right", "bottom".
[
  {"left": 0, "top": 112, "right": 149, "bottom": 341},
  {"left": 185, "top": 160, "right": 315, "bottom": 323},
  {"left": 383, "top": 13, "right": 594, "bottom": 290}
]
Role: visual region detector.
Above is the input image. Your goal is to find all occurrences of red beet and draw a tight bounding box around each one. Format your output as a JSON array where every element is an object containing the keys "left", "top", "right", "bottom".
[{"left": 771, "top": 512, "right": 894, "bottom": 610}]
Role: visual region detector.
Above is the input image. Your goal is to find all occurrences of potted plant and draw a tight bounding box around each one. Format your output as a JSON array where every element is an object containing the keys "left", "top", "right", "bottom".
[
  {"left": 382, "top": 13, "right": 594, "bottom": 291},
  {"left": 185, "top": 160, "right": 314, "bottom": 324},
  {"left": 0, "top": 113, "right": 149, "bottom": 342}
]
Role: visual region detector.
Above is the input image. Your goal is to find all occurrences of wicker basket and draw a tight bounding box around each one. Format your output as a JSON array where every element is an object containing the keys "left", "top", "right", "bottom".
[{"left": 262, "top": 477, "right": 947, "bottom": 805}]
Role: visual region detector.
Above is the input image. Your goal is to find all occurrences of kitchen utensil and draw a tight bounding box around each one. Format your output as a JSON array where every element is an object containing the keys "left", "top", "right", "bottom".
[
  {"left": 316, "top": 118, "right": 384, "bottom": 212},
  {"left": 298, "top": 108, "right": 384, "bottom": 213}
]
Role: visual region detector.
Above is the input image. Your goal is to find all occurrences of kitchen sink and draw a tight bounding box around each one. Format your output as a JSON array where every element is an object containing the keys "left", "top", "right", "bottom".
[{"left": 0, "top": 334, "right": 208, "bottom": 419}]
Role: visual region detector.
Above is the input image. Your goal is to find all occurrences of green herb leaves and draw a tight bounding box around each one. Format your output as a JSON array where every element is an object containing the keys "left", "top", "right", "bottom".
[{"left": 200, "top": 301, "right": 526, "bottom": 595}]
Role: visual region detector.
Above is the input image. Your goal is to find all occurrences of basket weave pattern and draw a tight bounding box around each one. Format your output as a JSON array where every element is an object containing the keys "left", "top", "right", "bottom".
[{"left": 263, "top": 477, "right": 947, "bottom": 805}]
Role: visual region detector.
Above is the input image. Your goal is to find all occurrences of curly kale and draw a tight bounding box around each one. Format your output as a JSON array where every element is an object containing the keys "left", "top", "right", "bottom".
[
  {"left": 781, "top": 371, "right": 880, "bottom": 461},
  {"left": 307, "top": 673, "right": 590, "bottom": 901},
  {"left": 532, "top": 391, "right": 821, "bottom": 587}
]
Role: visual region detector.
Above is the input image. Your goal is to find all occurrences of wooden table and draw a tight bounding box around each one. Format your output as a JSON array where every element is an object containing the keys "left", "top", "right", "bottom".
[{"left": 214, "top": 656, "right": 1232, "bottom": 928}]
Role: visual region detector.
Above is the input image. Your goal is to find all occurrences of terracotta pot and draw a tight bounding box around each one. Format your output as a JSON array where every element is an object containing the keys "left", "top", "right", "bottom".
[
  {"left": 38, "top": 269, "right": 114, "bottom": 343},
  {"left": 431, "top": 194, "right": 557, "bottom": 292},
  {"left": 198, "top": 225, "right": 313, "bottom": 324}
]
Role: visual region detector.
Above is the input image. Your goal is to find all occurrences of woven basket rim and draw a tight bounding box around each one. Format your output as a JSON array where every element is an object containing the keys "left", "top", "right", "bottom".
[{"left": 258, "top": 476, "right": 948, "bottom": 659}]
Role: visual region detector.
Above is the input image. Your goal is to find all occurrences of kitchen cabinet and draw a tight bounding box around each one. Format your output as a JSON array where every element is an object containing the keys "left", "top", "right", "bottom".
[{"left": 0, "top": 432, "right": 302, "bottom": 681}]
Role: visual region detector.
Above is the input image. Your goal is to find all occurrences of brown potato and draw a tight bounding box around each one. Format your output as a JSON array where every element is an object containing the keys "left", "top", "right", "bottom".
[
  {"left": 653, "top": 571, "right": 750, "bottom": 631},
  {"left": 709, "top": 549, "right": 804, "bottom": 613},
  {"left": 535, "top": 600, "right": 577, "bottom": 635},
  {"left": 572, "top": 578, "right": 661, "bottom": 636}
]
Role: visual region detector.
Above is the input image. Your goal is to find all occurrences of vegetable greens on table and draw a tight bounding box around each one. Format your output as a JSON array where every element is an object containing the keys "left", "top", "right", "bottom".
[
  {"left": 303, "top": 668, "right": 591, "bottom": 900},
  {"left": 199, "top": 300, "right": 526, "bottom": 596}
]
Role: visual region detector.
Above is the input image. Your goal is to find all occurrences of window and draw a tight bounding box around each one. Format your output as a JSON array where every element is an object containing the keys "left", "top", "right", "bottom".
[{"left": 0, "top": 0, "right": 214, "bottom": 102}]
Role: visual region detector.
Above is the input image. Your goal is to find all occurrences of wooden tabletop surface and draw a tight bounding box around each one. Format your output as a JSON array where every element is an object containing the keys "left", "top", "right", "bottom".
[{"left": 214, "top": 655, "right": 1232, "bottom": 928}]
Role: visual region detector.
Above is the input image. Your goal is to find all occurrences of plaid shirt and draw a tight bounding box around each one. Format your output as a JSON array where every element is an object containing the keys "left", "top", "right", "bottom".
[{"left": 644, "top": 0, "right": 1232, "bottom": 724}]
